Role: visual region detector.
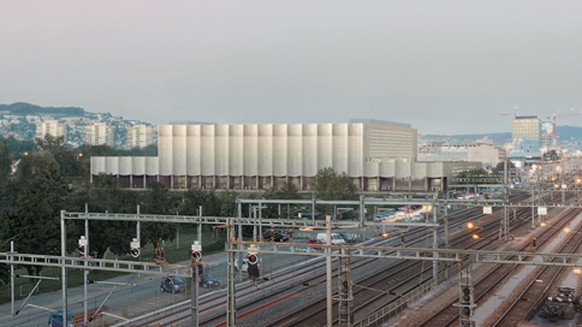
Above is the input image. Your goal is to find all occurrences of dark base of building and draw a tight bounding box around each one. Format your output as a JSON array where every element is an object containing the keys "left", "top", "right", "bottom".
[{"left": 91, "top": 174, "right": 447, "bottom": 193}]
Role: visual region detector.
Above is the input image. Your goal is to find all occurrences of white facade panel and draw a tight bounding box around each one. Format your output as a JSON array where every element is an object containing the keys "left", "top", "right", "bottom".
[
  {"left": 258, "top": 125, "right": 273, "bottom": 176},
  {"left": 90, "top": 157, "right": 106, "bottom": 175},
  {"left": 215, "top": 124, "right": 229, "bottom": 176},
  {"left": 104, "top": 157, "right": 119, "bottom": 175},
  {"left": 287, "top": 124, "right": 302, "bottom": 177},
  {"left": 229, "top": 125, "right": 244, "bottom": 176},
  {"left": 186, "top": 125, "right": 200, "bottom": 175},
  {"left": 145, "top": 157, "right": 159, "bottom": 175},
  {"left": 119, "top": 157, "right": 133, "bottom": 175},
  {"left": 364, "top": 162, "right": 379, "bottom": 177},
  {"left": 243, "top": 125, "right": 258, "bottom": 175},
  {"left": 332, "top": 124, "right": 348, "bottom": 174},
  {"left": 411, "top": 162, "right": 428, "bottom": 179},
  {"left": 317, "top": 124, "right": 333, "bottom": 170},
  {"left": 426, "top": 161, "right": 444, "bottom": 177},
  {"left": 302, "top": 124, "right": 318, "bottom": 176},
  {"left": 395, "top": 162, "right": 411, "bottom": 178},
  {"left": 348, "top": 124, "right": 364, "bottom": 176},
  {"left": 377, "top": 162, "right": 395, "bottom": 177},
  {"left": 158, "top": 125, "right": 173, "bottom": 175},
  {"left": 200, "top": 125, "right": 215, "bottom": 176},
  {"left": 272, "top": 124, "right": 288, "bottom": 176},
  {"left": 131, "top": 157, "right": 145, "bottom": 175},
  {"left": 172, "top": 125, "right": 187, "bottom": 175}
]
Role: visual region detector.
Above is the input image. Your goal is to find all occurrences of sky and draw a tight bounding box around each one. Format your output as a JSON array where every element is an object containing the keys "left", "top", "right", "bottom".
[{"left": 1, "top": 0, "right": 582, "bottom": 135}]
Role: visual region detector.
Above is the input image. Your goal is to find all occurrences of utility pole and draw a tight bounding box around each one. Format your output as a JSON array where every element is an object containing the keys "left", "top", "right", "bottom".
[
  {"left": 503, "top": 148, "right": 509, "bottom": 242},
  {"left": 432, "top": 200, "right": 439, "bottom": 286},
  {"left": 83, "top": 204, "right": 89, "bottom": 326},
  {"left": 337, "top": 248, "right": 352, "bottom": 326},
  {"left": 531, "top": 165, "right": 540, "bottom": 228},
  {"left": 326, "top": 215, "right": 333, "bottom": 327},
  {"left": 226, "top": 218, "right": 237, "bottom": 326},
  {"left": 60, "top": 210, "right": 68, "bottom": 327},
  {"left": 190, "top": 241, "right": 202, "bottom": 327},
  {"left": 10, "top": 241, "right": 14, "bottom": 316}
]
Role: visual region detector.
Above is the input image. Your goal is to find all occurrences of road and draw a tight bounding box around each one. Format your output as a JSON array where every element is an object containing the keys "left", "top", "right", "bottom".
[{"left": 0, "top": 238, "right": 314, "bottom": 327}]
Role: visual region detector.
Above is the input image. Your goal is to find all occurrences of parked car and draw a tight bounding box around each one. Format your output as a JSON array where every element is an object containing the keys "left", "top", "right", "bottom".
[
  {"left": 263, "top": 229, "right": 290, "bottom": 242},
  {"left": 339, "top": 232, "right": 358, "bottom": 244},
  {"left": 307, "top": 238, "right": 324, "bottom": 245},
  {"left": 316, "top": 232, "right": 346, "bottom": 245},
  {"left": 307, "top": 238, "right": 325, "bottom": 249},
  {"left": 199, "top": 274, "right": 221, "bottom": 288},
  {"left": 160, "top": 275, "right": 185, "bottom": 293}
]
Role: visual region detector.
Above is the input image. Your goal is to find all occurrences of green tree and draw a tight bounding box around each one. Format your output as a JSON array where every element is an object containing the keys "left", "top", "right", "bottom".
[
  {"left": 35, "top": 134, "right": 66, "bottom": 153},
  {"left": 62, "top": 183, "right": 135, "bottom": 258},
  {"left": 311, "top": 167, "right": 357, "bottom": 200},
  {"left": 264, "top": 182, "right": 300, "bottom": 199},
  {"left": 0, "top": 142, "right": 11, "bottom": 189},
  {"left": 0, "top": 263, "right": 7, "bottom": 285},
  {"left": 544, "top": 149, "right": 561, "bottom": 162},
  {"left": 492, "top": 161, "right": 516, "bottom": 176},
  {"left": 1, "top": 151, "right": 69, "bottom": 276},
  {"left": 138, "top": 183, "right": 177, "bottom": 255}
]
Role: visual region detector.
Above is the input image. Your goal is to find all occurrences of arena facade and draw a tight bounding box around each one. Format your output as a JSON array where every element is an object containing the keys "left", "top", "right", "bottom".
[{"left": 90, "top": 119, "right": 479, "bottom": 192}]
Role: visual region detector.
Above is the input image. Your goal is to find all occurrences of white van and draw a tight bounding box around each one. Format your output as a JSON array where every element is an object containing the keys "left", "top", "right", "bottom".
[{"left": 316, "top": 233, "right": 346, "bottom": 245}]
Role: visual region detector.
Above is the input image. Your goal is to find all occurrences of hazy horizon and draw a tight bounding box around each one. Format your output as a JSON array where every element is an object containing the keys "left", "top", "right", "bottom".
[{"left": 2, "top": 1, "right": 582, "bottom": 135}]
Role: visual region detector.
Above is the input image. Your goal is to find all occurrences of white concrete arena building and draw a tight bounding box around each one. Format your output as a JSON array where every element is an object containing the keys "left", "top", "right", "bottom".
[{"left": 90, "top": 119, "right": 479, "bottom": 192}]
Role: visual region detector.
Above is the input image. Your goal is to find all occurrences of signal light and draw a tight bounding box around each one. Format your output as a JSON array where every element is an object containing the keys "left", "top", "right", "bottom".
[
  {"left": 78, "top": 236, "right": 87, "bottom": 256},
  {"left": 462, "top": 287, "right": 472, "bottom": 303},
  {"left": 247, "top": 252, "right": 260, "bottom": 279},
  {"left": 190, "top": 250, "right": 202, "bottom": 261},
  {"left": 130, "top": 238, "right": 141, "bottom": 258},
  {"left": 247, "top": 253, "right": 258, "bottom": 266},
  {"left": 191, "top": 241, "right": 202, "bottom": 262},
  {"left": 246, "top": 245, "right": 259, "bottom": 279}
]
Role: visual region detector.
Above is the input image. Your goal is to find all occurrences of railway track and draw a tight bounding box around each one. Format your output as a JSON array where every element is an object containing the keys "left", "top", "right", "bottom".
[
  {"left": 491, "top": 210, "right": 582, "bottom": 326},
  {"left": 112, "top": 192, "right": 553, "bottom": 326},
  {"left": 127, "top": 204, "right": 490, "bottom": 326},
  {"left": 264, "top": 199, "right": 539, "bottom": 327},
  {"left": 417, "top": 207, "right": 580, "bottom": 327}
]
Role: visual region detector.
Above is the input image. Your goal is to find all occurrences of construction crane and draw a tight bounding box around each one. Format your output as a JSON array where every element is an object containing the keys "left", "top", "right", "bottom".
[
  {"left": 500, "top": 106, "right": 536, "bottom": 118},
  {"left": 547, "top": 108, "right": 582, "bottom": 144},
  {"left": 500, "top": 106, "right": 520, "bottom": 118}
]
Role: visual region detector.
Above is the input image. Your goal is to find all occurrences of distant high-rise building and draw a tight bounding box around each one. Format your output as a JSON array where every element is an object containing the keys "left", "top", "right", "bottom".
[
  {"left": 86, "top": 123, "right": 114, "bottom": 146},
  {"left": 512, "top": 115, "right": 540, "bottom": 143},
  {"left": 127, "top": 124, "right": 154, "bottom": 149},
  {"left": 36, "top": 120, "right": 66, "bottom": 141},
  {"left": 541, "top": 120, "right": 554, "bottom": 148}
]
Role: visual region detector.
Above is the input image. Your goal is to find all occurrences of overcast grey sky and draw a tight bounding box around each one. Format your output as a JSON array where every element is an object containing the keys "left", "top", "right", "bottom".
[{"left": 1, "top": 1, "right": 581, "bottom": 135}]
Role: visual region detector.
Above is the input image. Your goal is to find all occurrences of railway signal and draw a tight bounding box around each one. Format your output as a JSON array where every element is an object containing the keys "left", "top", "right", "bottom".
[
  {"left": 247, "top": 245, "right": 260, "bottom": 279},
  {"left": 130, "top": 238, "right": 141, "bottom": 258},
  {"left": 458, "top": 284, "right": 475, "bottom": 325},
  {"left": 191, "top": 241, "right": 202, "bottom": 263},
  {"left": 247, "top": 253, "right": 258, "bottom": 266},
  {"left": 78, "top": 236, "right": 87, "bottom": 256}
]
